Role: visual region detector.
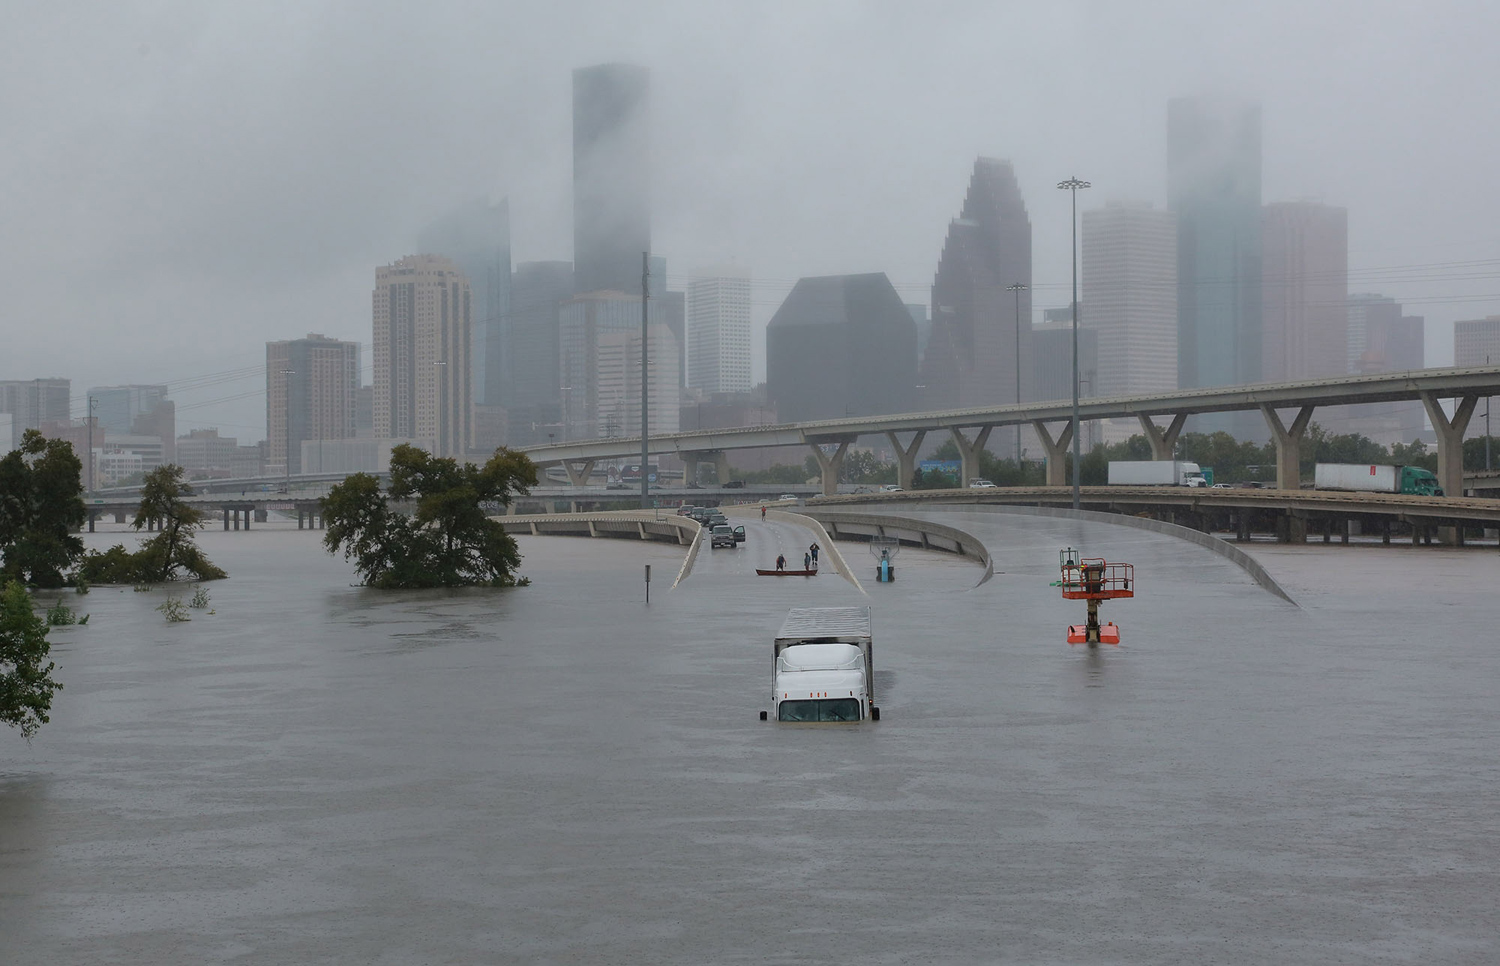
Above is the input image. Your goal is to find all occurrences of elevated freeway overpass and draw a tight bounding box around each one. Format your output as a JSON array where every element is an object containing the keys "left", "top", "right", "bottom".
[{"left": 519, "top": 366, "right": 1500, "bottom": 499}]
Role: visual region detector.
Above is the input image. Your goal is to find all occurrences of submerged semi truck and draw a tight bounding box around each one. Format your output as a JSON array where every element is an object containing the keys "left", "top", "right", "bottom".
[
  {"left": 1313, "top": 463, "right": 1443, "bottom": 496},
  {"left": 1107, "top": 460, "right": 1209, "bottom": 487},
  {"left": 761, "top": 607, "right": 879, "bottom": 722}
]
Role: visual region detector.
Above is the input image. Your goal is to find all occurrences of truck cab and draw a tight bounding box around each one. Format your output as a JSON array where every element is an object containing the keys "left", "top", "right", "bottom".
[{"left": 763, "top": 607, "right": 878, "bottom": 722}]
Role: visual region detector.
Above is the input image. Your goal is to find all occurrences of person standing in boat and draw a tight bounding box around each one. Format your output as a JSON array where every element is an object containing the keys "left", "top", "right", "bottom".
[
  {"left": 810, "top": 542, "right": 819, "bottom": 566},
  {"left": 803, "top": 551, "right": 812, "bottom": 571},
  {"left": 776, "top": 554, "right": 786, "bottom": 572}
]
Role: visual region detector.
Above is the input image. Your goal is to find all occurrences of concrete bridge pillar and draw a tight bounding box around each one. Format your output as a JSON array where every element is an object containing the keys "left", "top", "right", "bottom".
[
  {"left": 1138, "top": 413, "right": 1189, "bottom": 461},
  {"left": 949, "top": 426, "right": 992, "bottom": 488},
  {"left": 681, "top": 453, "right": 699, "bottom": 486},
  {"left": 808, "top": 441, "right": 850, "bottom": 496},
  {"left": 563, "top": 459, "right": 596, "bottom": 487},
  {"left": 1420, "top": 391, "right": 1477, "bottom": 499},
  {"left": 1031, "top": 421, "right": 1073, "bottom": 487},
  {"left": 114, "top": 511, "right": 126, "bottom": 524},
  {"left": 712, "top": 451, "right": 731, "bottom": 485},
  {"left": 223, "top": 507, "right": 231, "bottom": 531},
  {"left": 1261, "top": 404, "right": 1315, "bottom": 489},
  {"left": 88, "top": 511, "right": 96, "bottom": 533},
  {"left": 886, "top": 431, "right": 926, "bottom": 490}
]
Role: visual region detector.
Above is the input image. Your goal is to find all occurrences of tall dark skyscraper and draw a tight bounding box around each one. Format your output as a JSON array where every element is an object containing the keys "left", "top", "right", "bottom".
[
  {"left": 767, "top": 274, "right": 917, "bottom": 423},
  {"left": 573, "top": 63, "right": 650, "bottom": 295},
  {"left": 417, "top": 198, "right": 511, "bottom": 406},
  {"left": 1169, "top": 97, "right": 1262, "bottom": 394},
  {"left": 506, "top": 261, "right": 576, "bottom": 444},
  {"left": 919, "top": 158, "right": 1032, "bottom": 412}
]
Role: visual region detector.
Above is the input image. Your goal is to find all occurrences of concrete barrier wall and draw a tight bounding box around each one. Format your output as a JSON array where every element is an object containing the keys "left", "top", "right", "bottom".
[
  {"left": 909, "top": 503, "right": 1296, "bottom": 605},
  {"left": 798, "top": 509, "right": 994, "bottom": 586},
  {"left": 495, "top": 511, "right": 697, "bottom": 546}
]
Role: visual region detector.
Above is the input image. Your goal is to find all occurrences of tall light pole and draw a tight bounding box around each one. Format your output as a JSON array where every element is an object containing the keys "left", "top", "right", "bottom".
[
  {"left": 279, "top": 368, "right": 296, "bottom": 492},
  {"left": 640, "top": 251, "right": 651, "bottom": 508},
  {"left": 1056, "top": 177, "right": 1090, "bottom": 509},
  {"left": 1487, "top": 355, "right": 1492, "bottom": 472},
  {"left": 86, "top": 395, "right": 98, "bottom": 494},
  {"left": 1006, "top": 282, "right": 1028, "bottom": 465}
]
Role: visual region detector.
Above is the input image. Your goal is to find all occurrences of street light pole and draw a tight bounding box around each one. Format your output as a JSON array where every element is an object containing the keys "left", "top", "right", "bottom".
[
  {"left": 1487, "top": 355, "right": 1492, "bottom": 472},
  {"left": 640, "top": 251, "right": 651, "bottom": 508},
  {"left": 1006, "top": 282, "right": 1027, "bottom": 465},
  {"left": 1056, "top": 177, "right": 1091, "bottom": 510}
]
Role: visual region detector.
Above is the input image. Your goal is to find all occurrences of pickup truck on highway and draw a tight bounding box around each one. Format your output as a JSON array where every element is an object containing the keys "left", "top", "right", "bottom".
[{"left": 709, "top": 524, "right": 745, "bottom": 548}]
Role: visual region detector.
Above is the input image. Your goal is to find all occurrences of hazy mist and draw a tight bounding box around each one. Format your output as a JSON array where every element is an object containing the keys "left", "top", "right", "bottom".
[{"left": 5, "top": 0, "right": 1498, "bottom": 438}]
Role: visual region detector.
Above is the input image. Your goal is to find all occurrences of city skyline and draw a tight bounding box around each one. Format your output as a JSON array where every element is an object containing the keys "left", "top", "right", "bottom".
[{"left": 6, "top": 4, "right": 1500, "bottom": 445}]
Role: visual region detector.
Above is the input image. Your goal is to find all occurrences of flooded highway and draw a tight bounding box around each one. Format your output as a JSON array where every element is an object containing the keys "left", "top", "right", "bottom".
[{"left": 2, "top": 509, "right": 1497, "bottom": 963}]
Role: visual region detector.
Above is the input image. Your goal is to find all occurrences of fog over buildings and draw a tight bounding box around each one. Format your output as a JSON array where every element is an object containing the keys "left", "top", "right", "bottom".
[{"left": 4, "top": 2, "right": 1500, "bottom": 446}]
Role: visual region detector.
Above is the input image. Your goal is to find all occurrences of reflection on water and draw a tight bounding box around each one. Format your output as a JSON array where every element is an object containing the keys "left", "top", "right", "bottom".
[{"left": 1, "top": 521, "right": 1496, "bottom": 964}]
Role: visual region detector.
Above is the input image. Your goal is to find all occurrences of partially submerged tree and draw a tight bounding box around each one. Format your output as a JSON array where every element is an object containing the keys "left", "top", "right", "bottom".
[
  {"left": 0, "top": 430, "right": 86, "bottom": 588},
  {"left": 0, "top": 580, "right": 62, "bottom": 739},
  {"left": 322, "top": 445, "right": 537, "bottom": 588},
  {"left": 76, "top": 465, "right": 226, "bottom": 584}
]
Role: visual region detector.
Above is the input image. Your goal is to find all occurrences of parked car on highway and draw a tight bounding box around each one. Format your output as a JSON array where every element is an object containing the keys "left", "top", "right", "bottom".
[
  {"left": 710, "top": 524, "right": 745, "bottom": 548},
  {"left": 968, "top": 479, "right": 998, "bottom": 488},
  {"left": 1211, "top": 483, "right": 1233, "bottom": 489},
  {"left": 677, "top": 505, "right": 699, "bottom": 516},
  {"left": 879, "top": 484, "right": 903, "bottom": 492},
  {"left": 722, "top": 480, "right": 746, "bottom": 488},
  {"left": 779, "top": 493, "right": 799, "bottom": 501}
]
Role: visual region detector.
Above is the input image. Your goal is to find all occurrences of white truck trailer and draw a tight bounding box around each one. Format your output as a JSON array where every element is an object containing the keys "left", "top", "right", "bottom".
[
  {"left": 761, "top": 606, "right": 879, "bottom": 722},
  {"left": 1107, "top": 460, "right": 1208, "bottom": 487}
]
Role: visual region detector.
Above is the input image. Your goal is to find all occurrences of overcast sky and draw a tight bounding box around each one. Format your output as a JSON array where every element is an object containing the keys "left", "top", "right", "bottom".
[{"left": 5, "top": 0, "right": 1499, "bottom": 440}]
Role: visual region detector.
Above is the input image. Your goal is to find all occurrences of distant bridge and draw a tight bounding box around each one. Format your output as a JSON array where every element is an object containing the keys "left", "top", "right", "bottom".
[{"left": 518, "top": 366, "right": 1500, "bottom": 499}]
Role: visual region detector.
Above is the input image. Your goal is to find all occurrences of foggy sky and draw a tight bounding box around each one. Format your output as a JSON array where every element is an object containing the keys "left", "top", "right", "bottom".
[{"left": 5, "top": 0, "right": 1499, "bottom": 440}]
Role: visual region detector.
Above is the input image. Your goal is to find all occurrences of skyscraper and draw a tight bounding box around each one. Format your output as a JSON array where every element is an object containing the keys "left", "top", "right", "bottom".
[
  {"left": 1081, "top": 202, "right": 1177, "bottom": 399},
  {"left": 1455, "top": 316, "right": 1500, "bottom": 368},
  {"left": 573, "top": 64, "right": 650, "bottom": 296},
  {"left": 687, "top": 267, "right": 753, "bottom": 393},
  {"left": 507, "top": 261, "right": 576, "bottom": 440},
  {"left": 266, "top": 334, "right": 360, "bottom": 476},
  {"left": 372, "top": 255, "right": 472, "bottom": 457},
  {"left": 1344, "top": 293, "right": 1425, "bottom": 442},
  {"left": 87, "top": 385, "right": 169, "bottom": 436},
  {"left": 417, "top": 198, "right": 511, "bottom": 407},
  {"left": 557, "top": 291, "right": 676, "bottom": 440},
  {"left": 920, "top": 158, "right": 1032, "bottom": 412},
  {"left": 0, "top": 378, "right": 70, "bottom": 448},
  {"left": 767, "top": 274, "right": 917, "bottom": 423},
  {"left": 1261, "top": 201, "right": 1348, "bottom": 382},
  {"left": 1169, "top": 97, "right": 1263, "bottom": 397}
]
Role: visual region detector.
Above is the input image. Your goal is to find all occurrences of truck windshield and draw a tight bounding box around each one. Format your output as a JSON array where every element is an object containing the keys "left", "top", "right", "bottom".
[{"left": 778, "top": 698, "right": 861, "bottom": 722}]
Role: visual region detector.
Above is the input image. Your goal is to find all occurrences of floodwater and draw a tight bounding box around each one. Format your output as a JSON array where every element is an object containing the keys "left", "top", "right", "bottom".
[{"left": 2, "top": 508, "right": 1497, "bottom": 964}]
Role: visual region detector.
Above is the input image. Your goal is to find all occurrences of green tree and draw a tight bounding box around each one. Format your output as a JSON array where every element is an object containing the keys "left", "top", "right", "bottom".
[
  {"left": 0, "top": 430, "right": 86, "bottom": 588},
  {"left": 132, "top": 465, "right": 226, "bottom": 582},
  {"left": 322, "top": 445, "right": 537, "bottom": 588},
  {"left": 0, "top": 580, "right": 62, "bottom": 739}
]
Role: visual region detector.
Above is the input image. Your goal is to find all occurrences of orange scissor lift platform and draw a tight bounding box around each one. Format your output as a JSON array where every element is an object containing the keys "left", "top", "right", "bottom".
[{"left": 1058, "top": 548, "right": 1134, "bottom": 646}]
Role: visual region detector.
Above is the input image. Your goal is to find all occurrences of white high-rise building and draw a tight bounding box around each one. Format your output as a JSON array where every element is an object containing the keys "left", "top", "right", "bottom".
[
  {"left": 686, "top": 268, "right": 752, "bottom": 393},
  {"left": 372, "top": 255, "right": 472, "bottom": 458},
  {"left": 1082, "top": 202, "right": 1177, "bottom": 444},
  {"left": 1082, "top": 202, "right": 1178, "bottom": 399}
]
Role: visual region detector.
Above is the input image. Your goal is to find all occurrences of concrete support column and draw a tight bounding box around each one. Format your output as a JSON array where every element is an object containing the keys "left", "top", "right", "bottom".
[
  {"left": 244, "top": 509, "right": 251, "bottom": 530},
  {"left": 232, "top": 510, "right": 239, "bottom": 531},
  {"left": 563, "top": 459, "right": 596, "bottom": 487},
  {"left": 1031, "top": 421, "right": 1073, "bottom": 487},
  {"left": 224, "top": 507, "right": 230, "bottom": 531},
  {"left": 1420, "top": 391, "right": 1478, "bottom": 499},
  {"left": 808, "top": 441, "right": 850, "bottom": 497},
  {"left": 88, "top": 512, "right": 96, "bottom": 533},
  {"left": 1261, "top": 404, "right": 1315, "bottom": 489},
  {"left": 885, "top": 431, "right": 926, "bottom": 490},
  {"left": 949, "top": 427, "right": 992, "bottom": 488},
  {"left": 712, "top": 451, "right": 732, "bottom": 485},
  {"left": 681, "top": 453, "right": 699, "bottom": 487},
  {"left": 1137, "top": 413, "right": 1189, "bottom": 460},
  {"left": 115, "top": 511, "right": 126, "bottom": 524}
]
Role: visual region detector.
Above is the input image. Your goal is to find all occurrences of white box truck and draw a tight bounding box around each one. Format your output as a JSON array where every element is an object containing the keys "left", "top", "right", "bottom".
[
  {"left": 761, "top": 606, "right": 879, "bottom": 722},
  {"left": 1314, "top": 463, "right": 1443, "bottom": 496},
  {"left": 1107, "top": 460, "right": 1208, "bottom": 487}
]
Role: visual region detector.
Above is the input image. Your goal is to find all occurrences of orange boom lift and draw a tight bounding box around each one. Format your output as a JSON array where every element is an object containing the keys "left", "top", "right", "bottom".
[{"left": 1057, "top": 548, "right": 1134, "bottom": 646}]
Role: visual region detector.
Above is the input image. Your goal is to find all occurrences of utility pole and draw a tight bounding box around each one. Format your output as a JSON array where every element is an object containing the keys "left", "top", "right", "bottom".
[
  {"left": 86, "top": 395, "right": 97, "bottom": 494},
  {"left": 1057, "top": 177, "right": 1091, "bottom": 510},
  {"left": 640, "top": 251, "right": 651, "bottom": 508},
  {"left": 1006, "top": 282, "right": 1027, "bottom": 465}
]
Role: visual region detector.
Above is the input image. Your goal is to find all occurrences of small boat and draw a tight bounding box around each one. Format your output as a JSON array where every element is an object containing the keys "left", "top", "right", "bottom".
[{"left": 756, "top": 568, "right": 818, "bottom": 577}]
